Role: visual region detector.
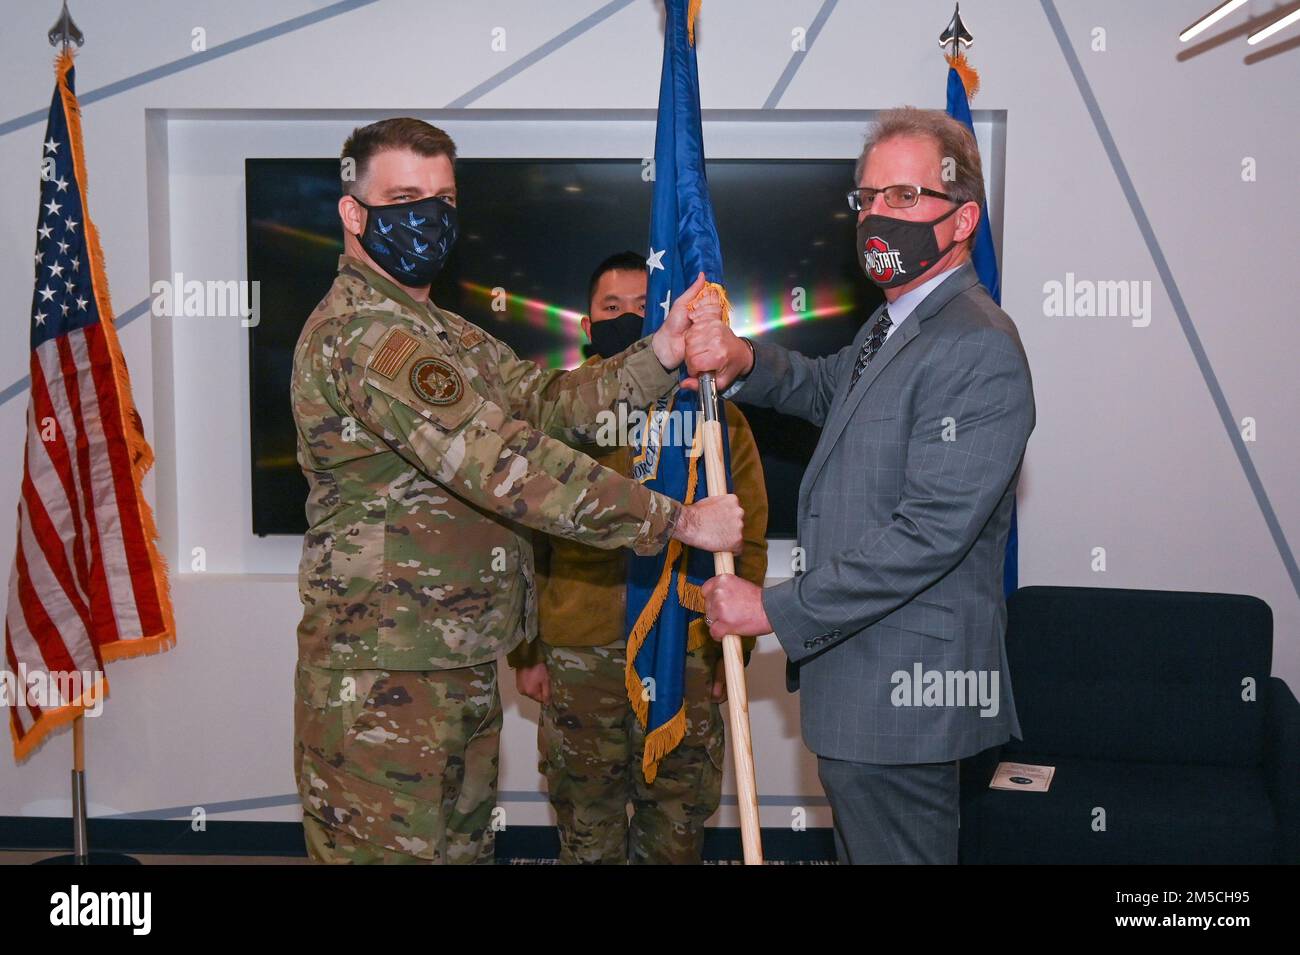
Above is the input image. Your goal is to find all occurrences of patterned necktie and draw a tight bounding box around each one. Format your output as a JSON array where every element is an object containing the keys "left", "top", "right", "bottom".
[{"left": 849, "top": 307, "right": 893, "bottom": 391}]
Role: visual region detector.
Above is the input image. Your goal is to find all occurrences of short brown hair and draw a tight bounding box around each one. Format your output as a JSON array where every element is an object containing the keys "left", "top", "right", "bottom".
[
  {"left": 339, "top": 118, "right": 457, "bottom": 197},
  {"left": 855, "top": 107, "right": 985, "bottom": 209}
]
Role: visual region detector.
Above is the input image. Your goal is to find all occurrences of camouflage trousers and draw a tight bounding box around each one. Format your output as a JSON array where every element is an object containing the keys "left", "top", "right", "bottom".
[
  {"left": 539, "top": 641, "right": 724, "bottom": 864},
  {"left": 294, "top": 660, "right": 501, "bottom": 864}
]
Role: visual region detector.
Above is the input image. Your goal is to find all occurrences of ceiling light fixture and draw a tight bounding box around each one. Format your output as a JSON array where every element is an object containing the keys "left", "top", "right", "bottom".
[{"left": 1178, "top": 0, "right": 1249, "bottom": 41}]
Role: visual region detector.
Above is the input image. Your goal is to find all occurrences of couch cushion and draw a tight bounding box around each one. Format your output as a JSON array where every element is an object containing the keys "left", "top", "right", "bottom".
[{"left": 960, "top": 753, "right": 1277, "bottom": 863}]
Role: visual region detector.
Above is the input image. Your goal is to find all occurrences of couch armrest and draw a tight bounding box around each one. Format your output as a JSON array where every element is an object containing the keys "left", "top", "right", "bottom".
[{"left": 1263, "top": 676, "right": 1300, "bottom": 864}]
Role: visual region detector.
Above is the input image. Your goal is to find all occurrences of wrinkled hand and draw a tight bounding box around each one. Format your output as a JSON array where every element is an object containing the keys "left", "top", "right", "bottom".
[
  {"left": 515, "top": 661, "right": 551, "bottom": 705},
  {"left": 682, "top": 303, "right": 752, "bottom": 392},
  {"left": 701, "top": 573, "right": 771, "bottom": 639},
  {"left": 652, "top": 272, "right": 721, "bottom": 370},
  {"left": 672, "top": 493, "right": 743, "bottom": 554}
]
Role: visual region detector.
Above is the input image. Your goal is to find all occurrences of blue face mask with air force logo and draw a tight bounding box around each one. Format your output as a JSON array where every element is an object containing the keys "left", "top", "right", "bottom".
[{"left": 354, "top": 195, "right": 459, "bottom": 287}]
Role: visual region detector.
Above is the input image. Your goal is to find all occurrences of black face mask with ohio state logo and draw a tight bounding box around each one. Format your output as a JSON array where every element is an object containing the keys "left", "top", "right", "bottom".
[{"left": 856, "top": 204, "right": 961, "bottom": 289}]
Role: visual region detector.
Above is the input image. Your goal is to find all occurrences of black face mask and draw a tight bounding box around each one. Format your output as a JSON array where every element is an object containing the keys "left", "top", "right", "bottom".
[
  {"left": 588, "top": 311, "right": 645, "bottom": 359},
  {"left": 354, "top": 195, "right": 458, "bottom": 287},
  {"left": 857, "top": 204, "right": 960, "bottom": 289}
]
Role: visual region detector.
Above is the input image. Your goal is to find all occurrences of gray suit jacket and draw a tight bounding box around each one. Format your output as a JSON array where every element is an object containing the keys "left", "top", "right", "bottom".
[{"left": 737, "top": 264, "right": 1034, "bottom": 764}]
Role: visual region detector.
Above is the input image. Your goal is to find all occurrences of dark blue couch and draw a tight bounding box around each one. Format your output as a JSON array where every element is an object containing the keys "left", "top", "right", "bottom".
[{"left": 959, "top": 586, "right": 1299, "bottom": 864}]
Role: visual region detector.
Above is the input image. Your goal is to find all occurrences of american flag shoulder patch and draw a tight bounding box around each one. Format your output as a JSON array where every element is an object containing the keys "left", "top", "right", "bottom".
[{"left": 369, "top": 327, "right": 420, "bottom": 380}]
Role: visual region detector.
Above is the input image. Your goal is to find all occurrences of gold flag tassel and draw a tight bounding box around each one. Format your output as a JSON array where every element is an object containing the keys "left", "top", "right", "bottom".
[{"left": 945, "top": 49, "right": 981, "bottom": 100}]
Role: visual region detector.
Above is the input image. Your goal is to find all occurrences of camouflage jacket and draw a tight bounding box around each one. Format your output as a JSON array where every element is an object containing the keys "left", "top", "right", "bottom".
[
  {"left": 507, "top": 369, "right": 770, "bottom": 668},
  {"left": 291, "top": 256, "right": 683, "bottom": 670}
]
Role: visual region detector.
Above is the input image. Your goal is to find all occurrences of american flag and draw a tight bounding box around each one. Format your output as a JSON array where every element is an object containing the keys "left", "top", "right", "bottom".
[{"left": 6, "top": 52, "right": 174, "bottom": 762}]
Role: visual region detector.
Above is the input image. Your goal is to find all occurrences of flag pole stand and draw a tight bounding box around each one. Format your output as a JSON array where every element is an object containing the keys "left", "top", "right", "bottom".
[
  {"left": 33, "top": 716, "right": 140, "bottom": 866},
  {"left": 697, "top": 372, "right": 763, "bottom": 864}
]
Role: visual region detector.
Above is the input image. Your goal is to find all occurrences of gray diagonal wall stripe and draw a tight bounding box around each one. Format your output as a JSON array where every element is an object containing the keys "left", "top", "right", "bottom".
[
  {"left": 0, "top": 0, "right": 382, "bottom": 138},
  {"left": 443, "top": 0, "right": 638, "bottom": 108},
  {"left": 762, "top": 0, "right": 839, "bottom": 109},
  {"left": 1040, "top": 0, "right": 1300, "bottom": 602}
]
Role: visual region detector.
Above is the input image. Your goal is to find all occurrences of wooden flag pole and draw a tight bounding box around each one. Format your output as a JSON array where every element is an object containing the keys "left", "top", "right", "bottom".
[
  {"left": 33, "top": 713, "right": 97, "bottom": 865},
  {"left": 34, "top": 711, "right": 139, "bottom": 865},
  {"left": 697, "top": 370, "right": 763, "bottom": 864},
  {"left": 34, "top": 703, "right": 139, "bottom": 865}
]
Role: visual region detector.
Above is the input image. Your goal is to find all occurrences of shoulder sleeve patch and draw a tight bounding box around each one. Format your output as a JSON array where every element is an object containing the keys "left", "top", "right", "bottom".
[
  {"left": 408, "top": 355, "right": 466, "bottom": 406},
  {"left": 369, "top": 327, "right": 420, "bottom": 380},
  {"left": 365, "top": 335, "right": 482, "bottom": 432},
  {"left": 460, "top": 325, "right": 486, "bottom": 349}
]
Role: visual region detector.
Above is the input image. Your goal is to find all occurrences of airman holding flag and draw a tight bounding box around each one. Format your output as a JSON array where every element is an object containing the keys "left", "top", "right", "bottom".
[{"left": 290, "top": 118, "right": 745, "bottom": 863}]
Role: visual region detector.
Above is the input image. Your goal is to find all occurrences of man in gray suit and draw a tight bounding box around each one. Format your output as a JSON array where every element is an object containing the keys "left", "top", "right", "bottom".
[{"left": 688, "top": 107, "right": 1035, "bottom": 864}]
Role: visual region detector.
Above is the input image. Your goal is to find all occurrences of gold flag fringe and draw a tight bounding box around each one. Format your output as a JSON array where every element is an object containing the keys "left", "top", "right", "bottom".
[
  {"left": 623, "top": 278, "right": 732, "bottom": 781},
  {"left": 685, "top": 617, "right": 709, "bottom": 653},
  {"left": 10, "top": 677, "right": 113, "bottom": 764},
  {"left": 688, "top": 0, "right": 703, "bottom": 46},
  {"left": 625, "top": 405, "right": 707, "bottom": 782},
  {"left": 945, "top": 50, "right": 981, "bottom": 101}
]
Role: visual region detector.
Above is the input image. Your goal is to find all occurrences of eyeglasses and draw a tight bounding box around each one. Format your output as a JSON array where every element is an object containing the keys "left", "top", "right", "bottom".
[{"left": 846, "top": 184, "right": 954, "bottom": 212}]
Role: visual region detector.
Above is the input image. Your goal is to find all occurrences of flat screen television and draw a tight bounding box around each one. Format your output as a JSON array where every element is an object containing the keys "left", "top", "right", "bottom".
[{"left": 245, "top": 157, "right": 883, "bottom": 538}]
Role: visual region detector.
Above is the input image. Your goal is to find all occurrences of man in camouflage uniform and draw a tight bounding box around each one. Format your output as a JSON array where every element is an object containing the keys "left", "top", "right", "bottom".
[
  {"left": 290, "top": 118, "right": 744, "bottom": 863},
  {"left": 510, "top": 252, "right": 769, "bottom": 864}
]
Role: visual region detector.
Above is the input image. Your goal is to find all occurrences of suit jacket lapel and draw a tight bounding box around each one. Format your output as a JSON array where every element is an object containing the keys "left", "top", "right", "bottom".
[
  {"left": 798, "top": 305, "right": 879, "bottom": 502},
  {"left": 802, "top": 265, "right": 981, "bottom": 496}
]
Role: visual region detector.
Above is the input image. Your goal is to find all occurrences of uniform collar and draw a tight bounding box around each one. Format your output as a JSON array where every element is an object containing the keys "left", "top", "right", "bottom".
[
  {"left": 335, "top": 254, "right": 473, "bottom": 343},
  {"left": 338, "top": 254, "right": 439, "bottom": 317}
]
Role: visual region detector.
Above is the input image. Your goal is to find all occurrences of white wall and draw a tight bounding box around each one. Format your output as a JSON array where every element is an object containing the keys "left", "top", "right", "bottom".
[{"left": 1, "top": 0, "right": 1296, "bottom": 832}]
